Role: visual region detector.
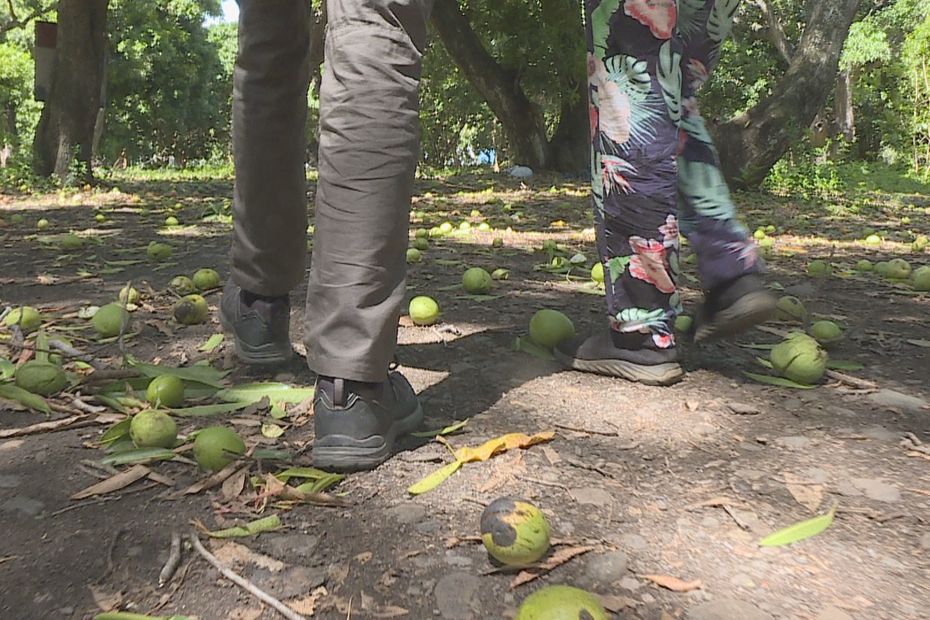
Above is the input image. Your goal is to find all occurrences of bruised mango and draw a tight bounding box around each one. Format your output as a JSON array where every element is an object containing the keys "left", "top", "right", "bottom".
[{"left": 480, "top": 497, "right": 550, "bottom": 567}]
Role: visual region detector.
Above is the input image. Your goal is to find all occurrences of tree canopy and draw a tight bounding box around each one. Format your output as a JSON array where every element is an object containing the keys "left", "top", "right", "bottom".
[{"left": 0, "top": 0, "right": 929, "bottom": 183}]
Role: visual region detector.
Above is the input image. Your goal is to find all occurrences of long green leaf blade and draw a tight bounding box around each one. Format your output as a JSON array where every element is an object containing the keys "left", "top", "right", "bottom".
[
  {"left": 743, "top": 372, "right": 816, "bottom": 389},
  {"left": 170, "top": 402, "right": 251, "bottom": 417},
  {"left": 759, "top": 504, "right": 836, "bottom": 547},
  {"left": 129, "top": 360, "right": 228, "bottom": 388},
  {"left": 207, "top": 515, "right": 282, "bottom": 538},
  {"left": 217, "top": 382, "right": 314, "bottom": 405},
  {"left": 0, "top": 383, "right": 51, "bottom": 413},
  {"left": 407, "top": 460, "right": 463, "bottom": 495}
]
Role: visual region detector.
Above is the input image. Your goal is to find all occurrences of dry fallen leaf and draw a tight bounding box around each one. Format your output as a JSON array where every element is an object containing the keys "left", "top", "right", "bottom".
[
  {"left": 210, "top": 541, "right": 284, "bottom": 572},
  {"left": 477, "top": 450, "right": 525, "bottom": 493},
  {"left": 361, "top": 591, "right": 409, "bottom": 618},
  {"left": 784, "top": 471, "right": 824, "bottom": 512},
  {"left": 642, "top": 574, "right": 703, "bottom": 592},
  {"left": 511, "top": 545, "right": 596, "bottom": 589},
  {"left": 227, "top": 607, "right": 263, "bottom": 620},
  {"left": 89, "top": 585, "right": 122, "bottom": 612},
  {"left": 71, "top": 464, "right": 151, "bottom": 500},
  {"left": 182, "top": 462, "right": 247, "bottom": 495},
  {"left": 221, "top": 468, "right": 247, "bottom": 501},
  {"left": 598, "top": 594, "right": 637, "bottom": 612},
  {"left": 287, "top": 586, "right": 328, "bottom": 615}
]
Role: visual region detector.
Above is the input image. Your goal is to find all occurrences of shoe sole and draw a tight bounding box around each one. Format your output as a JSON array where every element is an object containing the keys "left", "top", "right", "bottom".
[
  {"left": 553, "top": 349, "right": 684, "bottom": 386},
  {"left": 219, "top": 306, "right": 293, "bottom": 366},
  {"left": 693, "top": 291, "right": 776, "bottom": 344},
  {"left": 312, "top": 402, "right": 424, "bottom": 473}
]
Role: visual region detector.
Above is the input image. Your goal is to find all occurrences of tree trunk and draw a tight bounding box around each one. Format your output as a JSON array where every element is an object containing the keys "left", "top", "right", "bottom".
[
  {"left": 548, "top": 77, "right": 589, "bottom": 174},
  {"left": 713, "top": 0, "right": 861, "bottom": 189},
  {"left": 834, "top": 69, "right": 855, "bottom": 145},
  {"left": 754, "top": 0, "right": 793, "bottom": 66},
  {"left": 33, "top": 0, "right": 109, "bottom": 183},
  {"left": 431, "top": 0, "right": 551, "bottom": 169}
]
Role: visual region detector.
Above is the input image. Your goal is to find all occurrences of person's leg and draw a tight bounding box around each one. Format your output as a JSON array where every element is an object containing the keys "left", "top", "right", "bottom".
[
  {"left": 676, "top": 0, "right": 774, "bottom": 341},
  {"left": 556, "top": 0, "right": 684, "bottom": 385},
  {"left": 308, "top": 0, "right": 433, "bottom": 471},
  {"left": 221, "top": 0, "right": 311, "bottom": 364}
]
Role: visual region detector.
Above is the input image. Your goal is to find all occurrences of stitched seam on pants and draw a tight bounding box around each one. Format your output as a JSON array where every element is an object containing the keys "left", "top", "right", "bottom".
[{"left": 327, "top": 18, "right": 412, "bottom": 42}]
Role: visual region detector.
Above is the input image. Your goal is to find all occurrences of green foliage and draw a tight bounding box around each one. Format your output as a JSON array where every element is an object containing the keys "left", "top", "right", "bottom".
[
  {"left": 420, "top": 39, "right": 499, "bottom": 167},
  {"left": 103, "top": 0, "right": 230, "bottom": 164},
  {"left": 420, "top": 0, "right": 585, "bottom": 167},
  {"left": 0, "top": 42, "right": 38, "bottom": 146}
]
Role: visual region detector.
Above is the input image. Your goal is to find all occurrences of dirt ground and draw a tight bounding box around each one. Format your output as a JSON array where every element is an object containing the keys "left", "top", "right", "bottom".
[{"left": 1, "top": 171, "right": 928, "bottom": 620}]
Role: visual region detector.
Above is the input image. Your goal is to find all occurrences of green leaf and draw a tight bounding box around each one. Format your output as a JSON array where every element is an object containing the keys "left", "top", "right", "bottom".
[
  {"left": 94, "top": 394, "right": 133, "bottom": 414},
  {"left": 207, "top": 514, "right": 282, "bottom": 538},
  {"left": 759, "top": 504, "right": 837, "bottom": 547},
  {"left": 129, "top": 359, "right": 228, "bottom": 388},
  {"left": 170, "top": 402, "right": 251, "bottom": 417},
  {"left": 274, "top": 467, "right": 346, "bottom": 494},
  {"left": 743, "top": 372, "right": 817, "bottom": 389},
  {"left": 269, "top": 402, "right": 287, "bottom": 419},
  {"left": 755, "top": 357, "right": 775, "bottom": 369},
  {"left": 275, "top": 467, "right": 340, "bottom": 483},
  {"left": 198, "top": 333, "right": 225, "bottom": 353},
  {"left": 101, "top": 447, "right": 175, "bottom": 466},
  {"left": 253, "top": 449, "right": 293, "bottom": 461},
  {"left": 407, "top": 460, "right": 463, "bottom": 495},
  {"left": 434, "top": 259, "right": 464, "bottom": 267},
  {"left": 0, "top": 358, "right": 14, "bottom": 380},
  {"left": 261, "top": 423, "right": 285, "bottom": 438},
  {"left": 411, "top": 420, "right": 467, "bottom": 438},
  {"left": 826, "top": 360, "right": 865, "bottom": 371},
  {"left": 217, "top": 382, "right": 314, "bottom": 406},
  {"left": 98, "top": 418, "right": 131, "bottom": 447},
  {"left": 0, "top": 383, "right": 51, "bottom": 413},
  {"left": 104, "top": 436, "right": 136, "bottom": 455},
  {"left": 512, "top": 336, "right": 555, "bottom": 361}
]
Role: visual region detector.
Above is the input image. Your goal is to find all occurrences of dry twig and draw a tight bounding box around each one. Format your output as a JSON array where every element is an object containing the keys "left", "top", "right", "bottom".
[
  {"left": 158, "top": 531, "right": 182, "bottom": 587},
  {"left": 188, "top": 533, "right": 306, "bottom": 620}
]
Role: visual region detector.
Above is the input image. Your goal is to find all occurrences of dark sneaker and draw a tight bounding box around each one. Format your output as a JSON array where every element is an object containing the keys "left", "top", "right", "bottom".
[
  {"left": 313, "top": 371, "right": 424, "bottom": 472},
  {"left": 219, "top": 282, "right": 293, "bottom": 365},
  {"left": 554, "top": 332, "right": 684, "bottom": 386},
  {"left": 692, "top": 274, "right": 776, "bottom": 343}
]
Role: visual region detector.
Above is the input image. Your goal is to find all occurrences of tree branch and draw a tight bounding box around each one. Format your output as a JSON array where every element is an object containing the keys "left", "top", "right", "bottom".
[
  {"left": 754, "top": 0, "right": 794, "bottom": 65},
  {"left": 431, "top": 0, "right": 551, "bottom": 168},
  {"left": 1, "top": 1, "right": 54, "bottom": 35}
]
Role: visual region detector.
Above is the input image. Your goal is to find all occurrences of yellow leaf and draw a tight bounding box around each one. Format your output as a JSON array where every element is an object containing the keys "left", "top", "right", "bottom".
[
  {"left": 408, "top": 431, "right": 555, "bottom": 496},
  {"left": 455, "top": 431, "right": 555, "bottom": 463},
  {"left": 407, "top": 460, "right": 463, "bottom": 495}
]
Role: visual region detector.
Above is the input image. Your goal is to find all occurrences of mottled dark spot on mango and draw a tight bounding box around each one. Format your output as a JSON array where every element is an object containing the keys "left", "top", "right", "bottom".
[{"left": 480, "top": 496, "right": 519, "bottom": 547}]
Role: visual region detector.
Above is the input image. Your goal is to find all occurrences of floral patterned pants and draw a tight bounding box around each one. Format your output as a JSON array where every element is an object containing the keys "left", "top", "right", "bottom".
[{"left": 586, "top": 0, "right": 759, "bottom": 350}]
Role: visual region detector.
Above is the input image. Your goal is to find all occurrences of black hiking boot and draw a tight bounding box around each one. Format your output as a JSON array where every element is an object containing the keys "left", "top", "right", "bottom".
[
  {"left": 219, "top": 282, "right": 293, "bottom": 365},
  {"left": 692, "top": 274, "right": 776, "bottom": 343},
  {"left": 554, "top": 331, "right": 684, "bottom": 386},
  {"left": 313, "top": 371, "right": 424, "bottom": 472}
]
